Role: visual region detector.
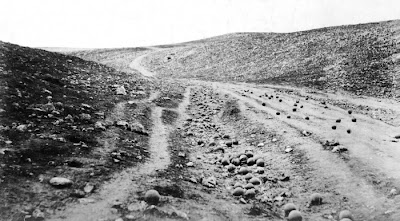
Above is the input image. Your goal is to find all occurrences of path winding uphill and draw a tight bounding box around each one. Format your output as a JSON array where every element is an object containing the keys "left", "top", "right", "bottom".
[
  {"left": 48, "top": 46, "right": 400, "bottom": 221},
  {"left": 128, "top": 49, "right": 400, "bottom": 220}
]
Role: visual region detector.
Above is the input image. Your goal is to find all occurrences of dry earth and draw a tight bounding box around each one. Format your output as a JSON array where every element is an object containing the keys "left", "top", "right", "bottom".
[{"left": 1, "top": 20, "right": 400, "bottom": 221}]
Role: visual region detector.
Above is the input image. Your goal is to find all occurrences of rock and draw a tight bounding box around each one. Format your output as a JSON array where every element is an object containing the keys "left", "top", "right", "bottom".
[
  {"left": 49, "top": 177, "right": 73, "bottom": 187},
  {"left": 116, "top": 86, "right": 127, "bottom": 95},
  {"left": 256, "top": 159, "right": 265, "bottom": 167},
  {"left": 332, "top": 125, "right": 337, "bottom": 130},
  {"left": 301, "top": 130, "right": 312, "bottom": 136},
  {"left": 336, "top": 119, "right": 341, "bottom": 123},
  {"left": 332, "top": 146, "right": 348, "bottom": 153},
  {"left": 340, "top": 219, "right": 352, "bottom": 221},
  {"left": 348, "top": 110, "right": 352, "bottom": 114},
  {"left": 310, "top": 193, "right": 323, "bottom": 205},
  {"left": 257, "top": 143, "right": 264, "bottom": 147},
  {"left": 288, "top": 210, "right": 302, "bottom": 221},
  {"left": 31, "top": 208, "right": 45, "bottom": 220},
  {"left": 95, "top": 121, "right": 106, "bottom": 130},
  {"left": 84, "top": 183, "right": 95, "bottom": 193},
  {"left": 145, "top": 190, "right": 160, "bottom": 205},
  {"left": 178, "top": 152, "right": 186, "bottom": 158},
  {"left": 285, "top": 147, "right": 293, "bottom": 153},
  {"left": 249, "top": 177, "right": 261, "bottom": 185},
  {"left": 305, "top": 116, "right": 310, "bottom": 120},
  {"left": 347, "top": 129, "right": 351, "bottom": 134},
  {"left": 283, "top": 203, "right": 297, "bottom": 217},
  {"left": 186, "top": 162, "right": 194, "bottom": 167},
  {"left": 272, "top": 138, "right": 278, "bottom": 142},
  {"left": 339, "top": 210, "right": 353, "bottom": 220},
  {"left": 128, "top": 122, "right": 148, "bottom": 135},
  {"left": 16, "top": 124, "right": 28, "bottom": 132},
  {"left": 78, "top": 198, "right": 95, "bottom": 204},
  {"left": 202, "top": 176, "right": 217, "bottom": 188},
  {"left": 232, "top": 187, "right": 245, "bottom": 196},
  {"left": 351, "top": 118, "right": 357, "bottom": 122},
  {"left": 80, "top": 113, "right": 91, "bottom": 120},
  {"left": 233, "top": 182, "right": 243, "bottom": 188}
]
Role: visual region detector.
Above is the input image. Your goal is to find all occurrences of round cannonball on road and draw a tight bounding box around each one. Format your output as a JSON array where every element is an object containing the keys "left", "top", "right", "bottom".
[
  {"left": 288, "top": 210, "right": 302, "bottom": 221},
  {"left": 145, "top": 190, "right": 160, "bottom": 205}
]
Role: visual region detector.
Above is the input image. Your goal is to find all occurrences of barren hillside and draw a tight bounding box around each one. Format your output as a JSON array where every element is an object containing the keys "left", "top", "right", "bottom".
[{"left": 144, "top": 20, "right": 400, "bottom": 99}]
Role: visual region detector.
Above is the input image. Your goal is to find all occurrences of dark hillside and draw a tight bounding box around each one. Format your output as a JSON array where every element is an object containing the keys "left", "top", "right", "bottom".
[
  {"left": 144, "top": 20, "right": 400, "bottom": 98},
  {"left": 0, "top": 41, "right": 151, "bottom": 219}
]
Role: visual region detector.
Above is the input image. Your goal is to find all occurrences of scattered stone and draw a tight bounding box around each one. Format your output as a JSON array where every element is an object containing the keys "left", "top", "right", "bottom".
[
  {"left": 257, "top": 143, "right": 264, "bottom": 147},
  {"left": 347, "top": 129, "right": 351, "bottom": 134},
  {"left": 351, "top": 118, "right": 357, "bottom": 122},
  {"left": 49, "top": 177, "right": 73, "bottom": 187},
  {"left": 276, "top": 112, "right": 280, "bottom": 115},
  {"left": 145, "top": 189, "right": 160, "bottom": 205},
  {"left": 16, "top": 124, "right": 28, "bottom": 132},
  {"left": 178, "top": 152, "right": 186, "bottom": 158},
  {"left": 348, "top": 110, "right": 352, "bottom": 114},
  {"left": 285, "top": 147, "right": 293, "bottom": 153},
  {"left": 95, "top": 121, "right": 106, "bottom": 130},
  {"left": 332, "top": 146, "right": 348, "bottom": 153},
  {"left": 336, "top": 119, "right": 341, "bottom": 123},
  {"left": 301, "top": 130, "right": 312, "bottom": 136},
  {"left": 332, "top": 125, "right": 337, "bottom": 130},
  {"left": 78, "top": 198, "right": 96, "bottom": 204},
  {"left": 287, "top": 115, "right": 291, "bottom": 119},
  {"left": 231, "top": 158, "right": 240, "bottom": 166},
  {"left": 116, "top": 86, "right": 127, "bottom": 95},
  {"left": 305, "top": 116, "right": 309, "bottom": 120},
  {"left": 202, "top": 176, "right": 217, "bottom": 188},
  {"left": 186, "top": 162, "right": 194, "bottom": 167},
  {"left": 84, "top": 183, "right": 95, "bottom": 193},
  {"left": 245, "top": 151, "right": 254, "bottom": 158},
  {"left": 239, "top": 154, "right": 248, "bottom": 162}
]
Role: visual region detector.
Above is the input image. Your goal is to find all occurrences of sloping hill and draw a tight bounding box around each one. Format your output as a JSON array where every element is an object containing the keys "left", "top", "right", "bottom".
[
  {"left": 143, "top": 20, "right": 400, "bottom": 98},
  {"left": 0, "top": 41, "right": 152, "bottom": 219}
]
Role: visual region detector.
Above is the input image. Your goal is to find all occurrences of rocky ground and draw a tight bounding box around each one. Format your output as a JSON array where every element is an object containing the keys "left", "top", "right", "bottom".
[{"left": 1, "top": 20, "right": 400, "bottom": 221}]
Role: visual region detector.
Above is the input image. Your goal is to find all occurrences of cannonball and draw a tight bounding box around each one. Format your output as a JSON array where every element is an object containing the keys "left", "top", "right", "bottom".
[
  {"left": 256, "top": 158, "right": 265, "bottom": 167},
  {"left": 232, "top": 187, "right": 245, "bottom": 196},
  {"left": 144, "top": 189, "right": 160, "bottom": 205},
  {"left": 339, "top": 210, "right": 353, "bottom": 220},
  {"left": 247, "top": 157, "right": 256, "bottom": 166},
  {"left": 288, "top": 210, "right": 302, "bottom": 221},
  {"left": 283, "top": 203, "right": 297, "bottom": 217},
  {"left": 310, "top": 193, "right": 323, "bottom": 205},
  {"left": 249, "top": 177, "right": 261, "bottom": 185}
]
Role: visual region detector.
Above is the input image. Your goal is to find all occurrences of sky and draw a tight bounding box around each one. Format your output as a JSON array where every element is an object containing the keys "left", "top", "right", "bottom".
[{"left": 1, "top": 0, "right": 400, "bottom": 48}]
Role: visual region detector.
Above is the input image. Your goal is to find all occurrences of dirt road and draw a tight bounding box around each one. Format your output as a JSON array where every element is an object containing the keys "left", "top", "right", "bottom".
[{"left": 47, "top": 49, "right": 400, "bottom": 221}]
